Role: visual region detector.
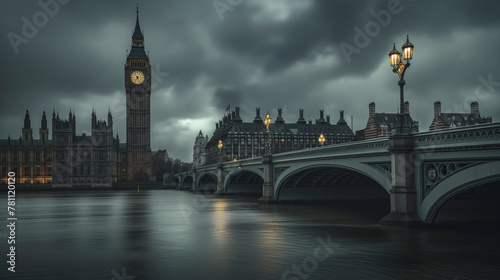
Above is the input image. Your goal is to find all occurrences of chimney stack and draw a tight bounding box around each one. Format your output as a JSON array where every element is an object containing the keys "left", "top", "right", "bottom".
[
  {"left": 317, "top": 109, "right": 326, "bottom": 124},
  {"left": 276, "top": 108, "right": 285, "bottom": 124},
  {"left": 434, "top": 101, "right": 441, "bottom": 118},
  {"left": 233, "top": 107, "right": 242, "bottom": 123},
  {"left": 471, "top": 101, "right": 479, "bottom": 118},
  {"left": 369, "top": 102, "right": 375, "bottom": 118},
  {"left": 337, "top": 110, "right": 347, "bottom": 125},
  {"left": 326, "top": 115, "right": 330, "bottom": 124},
  {"left": 297, "top": 109, "right": 306, "bottom": 124},
  {"left": 253, "top": 107, "right": 263, "bottom": 123}
]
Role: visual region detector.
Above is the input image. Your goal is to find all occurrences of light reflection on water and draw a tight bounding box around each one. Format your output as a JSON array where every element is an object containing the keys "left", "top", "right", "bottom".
[{"left": 3, "top": 190, "right": 500, "bottom": 280}]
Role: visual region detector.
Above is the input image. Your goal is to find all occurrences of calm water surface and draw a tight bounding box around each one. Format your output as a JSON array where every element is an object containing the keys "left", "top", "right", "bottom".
[{"left": 2, "top": 190, "right": 499, "bottom": 280}]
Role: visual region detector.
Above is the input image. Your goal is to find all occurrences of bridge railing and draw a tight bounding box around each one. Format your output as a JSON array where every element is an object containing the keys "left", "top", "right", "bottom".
[
  {"left": 272, "top": 137, "right": 390, "bottom": 162},
  {"left": 414, "top": 122, "right": 500, "bottom": 148},
  {"left": 194, "top": 138, "right": 390, "bottom": 170}
]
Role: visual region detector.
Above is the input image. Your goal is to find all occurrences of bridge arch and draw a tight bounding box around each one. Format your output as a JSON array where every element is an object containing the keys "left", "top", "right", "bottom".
[
  {"left": 181, "top": 175, "right": 193, "bottom": 189},
  {"left": 274, "top": 163, "right": 391, "bottom": 201},
  {"left": 196, "top": 172, "right": 217, "bottom": 192},
  {"left": 224, "top": 169, "right": 264, "bottom": 194},
  {"left": 420, "top": 161, "right": 500, "bottom": 223}
]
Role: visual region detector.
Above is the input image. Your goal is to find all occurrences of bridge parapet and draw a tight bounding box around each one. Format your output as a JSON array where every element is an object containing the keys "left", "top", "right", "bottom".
[
  {"left": 414, "top": 123, "right": 500, "bottom": 149},
  {"left": 272, "top": 138, "right": 390, "bottom": 162}
]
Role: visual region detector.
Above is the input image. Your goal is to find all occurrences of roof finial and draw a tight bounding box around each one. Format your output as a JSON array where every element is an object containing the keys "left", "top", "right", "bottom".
[{"left": 136, "top": 3, "right": 139, "bottom": 15}]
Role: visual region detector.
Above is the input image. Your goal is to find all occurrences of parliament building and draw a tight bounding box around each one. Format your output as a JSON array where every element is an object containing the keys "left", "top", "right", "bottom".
[
  {"left": 0, "top": 10, "right": 162, "bottom": 187},
  {"left": 194, "top": 107, "right": 355, "bottom": 166}
]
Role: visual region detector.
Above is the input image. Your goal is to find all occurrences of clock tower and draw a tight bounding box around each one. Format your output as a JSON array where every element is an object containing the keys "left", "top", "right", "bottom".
[{"left": 125, "top": 7, "right": 152, "bottom": 181}]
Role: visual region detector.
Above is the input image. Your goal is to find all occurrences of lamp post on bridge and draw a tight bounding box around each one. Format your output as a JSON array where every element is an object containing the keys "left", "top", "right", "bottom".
[
  {"left": 389, "top": 35, "right": 414, "bottom": 134},
  {"left": 218, "top": 140, "right": 223, "bottom": 163},
  {"left": 381, "top": 35, "right": 420, "bottom": 226},
  {"left": 264, "top": 112, "right": 272, "bottom": 155},
  {"left": 177, "top": 162, "right": 183, "bottom": 189},
  {"left": 258, "top": 111, "right": 275, "bottom": 203},
  {"left": 215, "top": 139, "right": 224, "bottom": 195},
  {"left": 318, "top": 133, "right": 325, "bottom": 147}
]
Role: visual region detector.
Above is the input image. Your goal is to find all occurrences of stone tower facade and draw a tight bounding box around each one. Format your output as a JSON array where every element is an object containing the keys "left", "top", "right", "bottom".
[
  {"left": 22, "top": 110, "right": 33, "bottom": 140},
  {"left": 125, "top": 8, "right": 152, "bottom": 181},
  {"left": 52, "top": 110, "right": 76, "bottom": 186},
  {"left": 193, "top": 131, "right": 208, "bottom": 168},
  {"left": 39, "top": 111, "right": 49, "bottom": 141}
]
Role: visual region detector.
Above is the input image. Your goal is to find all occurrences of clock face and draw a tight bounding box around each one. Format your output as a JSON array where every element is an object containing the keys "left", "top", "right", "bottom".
[{"left": 131, "top": 71, "right": 145, "bottom": 85}]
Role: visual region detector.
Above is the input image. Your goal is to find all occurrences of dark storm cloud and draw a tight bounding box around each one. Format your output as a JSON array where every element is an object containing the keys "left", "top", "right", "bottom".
[
  {"left": 212, "top": 87, "right": 244, "bottom": 111},
  {"left": 1, "top": 0, "right": 500, "bottom": 161}
]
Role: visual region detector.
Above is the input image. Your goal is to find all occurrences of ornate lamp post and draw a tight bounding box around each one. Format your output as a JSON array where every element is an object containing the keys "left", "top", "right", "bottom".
[
  {"left": 218, "top": 140, "right": 223, "bottom": 162},
  {"left": 264, "top": 112, "right": 272, "bottom": 155},
  {"left": 389, "top": 35, "right": 414, "bottom": 134},
  {"left": 318, "top": 133, "right": 325, "bottom": 147}
]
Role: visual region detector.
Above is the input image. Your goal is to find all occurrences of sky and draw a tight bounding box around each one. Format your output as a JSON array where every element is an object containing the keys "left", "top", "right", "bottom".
[{"left": 1, "top": 0, "right": 499, "bottom": 161}]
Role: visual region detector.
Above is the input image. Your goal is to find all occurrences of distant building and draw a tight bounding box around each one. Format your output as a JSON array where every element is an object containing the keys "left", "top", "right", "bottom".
[
  {"left": 202, "top": 107, "right": 355, "bottom": 165},
  {"left": 429, "top": 101, "right": 492, "bottom": 131},
  {"left": 363, "top": 102, "right": 419, "bottom": 139},
  {"left": 0, "top": 110, "right": 52, "bottom": 185},
  {"left": 51, "top": 109, "right": 118, "bottom": 187},
  {"left": 0, "top": 9, "right": 166, "bottom": 186},
  {"left": 152, "top": 149, "right": 168, "bottom": 182},
  {"left": 193, "top": 131, "right": 208, "bottom": 168}
]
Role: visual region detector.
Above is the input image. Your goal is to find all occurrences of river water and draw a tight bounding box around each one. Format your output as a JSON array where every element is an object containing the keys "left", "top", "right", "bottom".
[{"left": 2, "top": 190, "right": 499, "bottom": 280}]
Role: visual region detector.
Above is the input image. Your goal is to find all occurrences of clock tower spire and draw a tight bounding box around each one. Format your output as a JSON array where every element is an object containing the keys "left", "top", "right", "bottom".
[{"left": 125, "top": 5, "right": 152, "bottom": 181}]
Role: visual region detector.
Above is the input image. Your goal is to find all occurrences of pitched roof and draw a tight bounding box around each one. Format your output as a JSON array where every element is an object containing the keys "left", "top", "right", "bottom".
[
  {"left": 132, "top": 10, "right": 144, "bottom": 39},
  {"left": 127, "top": 46, "right": 149, "bottom": 60},
  {"left": 439, "top": 113, "right": 486, "bottom": 127},
  {"left": 373, "top": 113, "right": 417, "bottom": 129}
]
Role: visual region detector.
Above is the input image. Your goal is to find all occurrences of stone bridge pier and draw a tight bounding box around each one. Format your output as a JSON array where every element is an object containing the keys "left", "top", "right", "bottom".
[
  {"left": 258, "top": 154, "right": 274, "bottom": 203},
  {"left": 381, "top": 134, "right": 420, "bottom": 226}
]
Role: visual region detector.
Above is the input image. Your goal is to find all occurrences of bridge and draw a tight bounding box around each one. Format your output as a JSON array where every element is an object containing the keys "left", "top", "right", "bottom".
[{"left": 169, "top": 123, "right": 500, "bottom": 226}]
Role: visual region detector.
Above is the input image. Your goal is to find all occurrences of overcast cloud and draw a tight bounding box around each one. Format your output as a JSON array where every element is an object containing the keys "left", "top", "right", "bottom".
[{"left": 1, "top": 0, "right": 499, "bottom": 161}]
